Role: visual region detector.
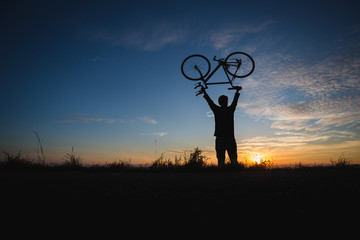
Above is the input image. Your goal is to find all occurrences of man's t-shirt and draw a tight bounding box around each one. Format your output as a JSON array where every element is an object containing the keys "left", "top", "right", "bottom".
[{"left": 203, "top": 92, "right": 240, "bottom": 138}]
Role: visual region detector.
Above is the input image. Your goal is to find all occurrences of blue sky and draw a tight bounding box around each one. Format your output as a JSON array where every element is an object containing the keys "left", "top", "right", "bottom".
[{"left": 1, "top": 0, "right": 360, "bottom": 165}]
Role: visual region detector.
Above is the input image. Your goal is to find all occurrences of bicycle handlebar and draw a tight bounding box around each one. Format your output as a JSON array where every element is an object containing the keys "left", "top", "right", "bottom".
[{"left": 213, "top": 56, "right": 224, "bottom": 62}]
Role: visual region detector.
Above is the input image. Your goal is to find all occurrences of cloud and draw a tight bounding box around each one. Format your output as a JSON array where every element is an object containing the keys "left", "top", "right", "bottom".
[
  {"left": 55, "top": 114, "right": 116, "bottom": 124},
  {"left": 235, "top": 40, "right": 360, "bottom": 163},
  {"left": 93, "top": 21, "right": 188, "bottom": 51},
  {"left": 206, "top": 111, "right": 214, "bottom": 118},
  {"left": 239, "top": 48, "right": 360, "bottom": 132},
  {"left": 140, "top": 132, "right": 168, "bottom": 137},
  {"left": 238, "top": 130, "right": 354, "bottom": 152},
  {"left": 238, "top": 133, "right": 329, "bottom": 150},
  {"left": 206, "top": 20, "right": 277, "bottom": 52},
  {"left": 138, "top": 116, "right": 158, "bottom": 125},
  {"left": 92, "top": 19, "right": 276, "bottom": 52},
  {"left": 56, "top": 114, "right": 160, "bottom": 126},
  {"left": 237, "top": 130, "right": 360, "bottom": 163}
]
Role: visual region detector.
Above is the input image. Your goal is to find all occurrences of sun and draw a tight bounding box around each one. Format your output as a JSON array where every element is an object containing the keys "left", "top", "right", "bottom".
[{"left": 251, "top": 153, "right": 264, "bottom": 164}]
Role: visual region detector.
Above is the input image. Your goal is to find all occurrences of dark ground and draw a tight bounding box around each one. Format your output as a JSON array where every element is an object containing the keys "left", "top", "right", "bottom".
[{"left": 1, "top": 167, "right": 359, "bottom": 233}]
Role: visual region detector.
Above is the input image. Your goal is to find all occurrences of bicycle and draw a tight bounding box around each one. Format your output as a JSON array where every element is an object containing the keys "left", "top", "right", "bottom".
[{"left": 181, "top": 52, "right": 255, "bottom": 95}]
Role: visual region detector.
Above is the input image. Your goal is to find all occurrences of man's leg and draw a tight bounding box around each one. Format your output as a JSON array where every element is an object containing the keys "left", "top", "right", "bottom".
[
  {"left": 215, "top": 137, "right": 226, "bottom": 167},
  {"left": 227, "top": 138, "right": 238, "bottom": 166}
]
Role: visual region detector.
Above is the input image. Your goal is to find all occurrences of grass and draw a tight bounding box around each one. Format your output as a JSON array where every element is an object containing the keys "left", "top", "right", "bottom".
[
  {"left": 330, "top": 152, "right": 352, "bottom": 168},
  {"left": 151, "top": 147, "right": 208, "bottom": 170},
  {"left": 1, "top": 146, "right": 356, "bottom": 172},
  {"left": 33, "top": 131, "right": 46, "bottom": 164},
  {"left": 247, "top": 156, "right": 274, "bottom": 170},
  {"left": 1, "top": 151, "right": 35, "bottom": 168},
  {"left": 63, "top": 147, "right": 82, "bottom": 167}
]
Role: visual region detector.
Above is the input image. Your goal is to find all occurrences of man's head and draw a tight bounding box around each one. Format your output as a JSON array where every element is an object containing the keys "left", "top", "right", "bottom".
[{"left": 218, "top": 95, "right": 228, "bottom": 107}]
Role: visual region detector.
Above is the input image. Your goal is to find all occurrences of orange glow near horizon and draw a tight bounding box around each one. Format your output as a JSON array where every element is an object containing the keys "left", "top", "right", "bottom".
[{"left": 33, "top": 143, "right": 360, "bottom": 167}]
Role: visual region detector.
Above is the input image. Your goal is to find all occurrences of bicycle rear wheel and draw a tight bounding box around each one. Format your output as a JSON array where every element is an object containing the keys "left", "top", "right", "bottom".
[
  {"left": 181, "top": 54, "right": 211, "bottom": 81},
  {"left": 225, "top": 52, "right": 255, "bottom": 78}
]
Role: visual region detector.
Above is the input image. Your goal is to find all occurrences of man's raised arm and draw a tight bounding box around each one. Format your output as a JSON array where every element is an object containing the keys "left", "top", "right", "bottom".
[
  {"left": 203, "top": 91, "right": 217, "bottom": 111},
  {"left": 230, "top": 90, "right": 240, "bottom": 110}
]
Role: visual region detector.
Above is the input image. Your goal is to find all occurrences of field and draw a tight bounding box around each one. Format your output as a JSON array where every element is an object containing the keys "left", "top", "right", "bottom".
[{"left": 1, "top": 166, "right": 359, "bottom": 232}]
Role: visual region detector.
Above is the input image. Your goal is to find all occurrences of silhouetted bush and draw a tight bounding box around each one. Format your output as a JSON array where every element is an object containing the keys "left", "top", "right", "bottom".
[
  {"left": 63, "top": 147, "right": 82, "bottom": 168},
  {"left": 105, "top": 159, "right": 132, "bottom": 170},
  {"left": 1, "top": 151, "right": 34, "bottom": 168},
  {"left": 248, "top": 157, "right": 273, "bottom": 170},
  {"left": 150, "top": 148, "right": 208, "bottom": 170},
  {"left": 150, "top": 153, "right": 175, "bottom": 170},
  {"left": 330, "top": 153, "right": 351, "bottom": 168},
  {"left": 183, "top": 147, "right": 207, "bottom": 169}
]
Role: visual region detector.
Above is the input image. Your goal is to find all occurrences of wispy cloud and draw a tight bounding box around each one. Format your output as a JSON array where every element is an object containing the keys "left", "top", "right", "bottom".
[
  {"left": 91, "top": 19, "right": 276, "bottom": 52},
  {"left": 238, "top": 133, "right": 329, "bottom": 150},
  {"left": 138, "top": 116, "right": 158, "bottom": 125},
  {"left": 55, "top": 114, "right": 116, "bottom": 124},
  {"left": 206, "top": 20, "right": 277, "bottom": 52},
  {"left": 237, "top": 129, "right": 360, "bottom": 163},
  {"left": 206, "top": 111, "right": 214, "bottom": 118},
  {"left": 93, "top": 21, "right": 188, "bottom": 51},
  {"left": 140, "top": 132, "right": 168, "bottom": 137},
  {"left": 239, "top": 49, "right": 360, "bottom": 131},
  {"left": 56, "top": 114, "right": 160, "bottom": 125}
]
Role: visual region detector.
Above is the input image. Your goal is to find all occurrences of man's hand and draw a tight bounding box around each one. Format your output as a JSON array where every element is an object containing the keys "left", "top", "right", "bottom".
[
  {"left": 196, "top": 87, "right": 206, "bottom": 96},
  {"left": 195, "top": 83, "right": 206, "bottom": 96}
]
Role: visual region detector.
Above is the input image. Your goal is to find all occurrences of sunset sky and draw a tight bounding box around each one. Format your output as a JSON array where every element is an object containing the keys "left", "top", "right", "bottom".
[{"left": 1, "top": 0, "right": 360, "bottom": 165}]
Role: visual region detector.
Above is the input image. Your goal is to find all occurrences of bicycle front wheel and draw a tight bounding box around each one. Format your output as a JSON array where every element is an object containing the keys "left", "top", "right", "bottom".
[
  {"left": 225, "top": 52, "right": 255, "bottom": 78},
  {"left": 181, "top": 54, "right": 211, "bottom": 81}
]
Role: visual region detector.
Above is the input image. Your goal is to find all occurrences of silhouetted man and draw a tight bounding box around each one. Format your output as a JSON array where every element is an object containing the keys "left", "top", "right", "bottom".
[{"left": 201, "top": 88, "right": 240, "bottom": 167}]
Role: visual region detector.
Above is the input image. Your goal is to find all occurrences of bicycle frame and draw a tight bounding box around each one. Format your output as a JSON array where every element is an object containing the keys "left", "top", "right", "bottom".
[{"left": 195, "top": 56, "right": 239, "bottom": 89}]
